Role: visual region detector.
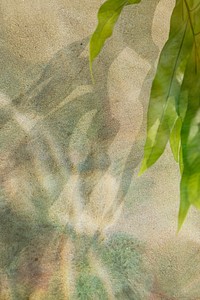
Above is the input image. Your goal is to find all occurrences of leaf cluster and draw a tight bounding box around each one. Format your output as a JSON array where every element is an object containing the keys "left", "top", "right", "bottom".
[{"left": 90, "top": 0, "right": 200, "bottom": 229}]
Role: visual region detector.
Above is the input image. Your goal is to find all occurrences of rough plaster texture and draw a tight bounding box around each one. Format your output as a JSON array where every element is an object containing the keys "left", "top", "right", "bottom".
[{"left": 1, "top": 0, "right": 200, "bottom": 299}]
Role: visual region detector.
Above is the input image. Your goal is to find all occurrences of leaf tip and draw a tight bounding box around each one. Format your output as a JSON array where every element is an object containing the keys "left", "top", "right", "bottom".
[
  {"left": 138, "top": 160, "right": 147, "bottom": 177},
  {"left": 177, "top": 200, "right": 190, "bottom": 233}
]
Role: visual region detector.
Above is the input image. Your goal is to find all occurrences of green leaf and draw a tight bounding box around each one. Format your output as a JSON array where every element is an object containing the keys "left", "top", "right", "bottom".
[
  {"left": 170, "top": 117, "right": 182, "bottom": 162},
  {"left": 90, "top": 0, "right": 200, "bottom": 229},
  {"left": 139, "top": 0, "right": 193, "bottom": 175},
  {"left": 177, "top": 190, "right": 190, "bottom": 232},
  {"left": 179, "top": 42, "right": 200, "bottom": 228},
  {"left": 89, "top": 0, "right": 141, "bottom": 72},
  {"left": 179, "top": 145, "right": 184, "bottom": 174}
]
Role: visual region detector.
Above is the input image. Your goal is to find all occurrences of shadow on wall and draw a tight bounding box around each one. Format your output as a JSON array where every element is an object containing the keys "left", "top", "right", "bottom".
[{"left": 0, "top": 0, "right": 183, "bottom": 298}]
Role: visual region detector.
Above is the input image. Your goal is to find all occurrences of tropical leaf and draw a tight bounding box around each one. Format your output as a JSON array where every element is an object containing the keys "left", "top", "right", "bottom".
[
  {"left": 89, "top": 0, "right": 141, "bottom": 72},
  {"left": 178, "top": 44, "right": 200, "bottom": 229},
  {"left": 139, "top": 0, "right": 193, "bottom": 174},
  {"left": 139, "top": 0, "right": 200, "bottom": 228},
  {"left": 170, "top": 117, "right": 182, "bottom": 162},
  {"left": 90, "top": 0, "right": 200, "bottom": 227}
]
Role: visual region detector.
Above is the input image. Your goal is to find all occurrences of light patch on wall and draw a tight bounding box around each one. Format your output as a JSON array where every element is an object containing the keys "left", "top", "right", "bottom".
[
  {"left": 108, "top": 47, "right": 150, "bottom": 174},
  {"left": 151, "top": 0, "right": 175, "bottom": 50}
]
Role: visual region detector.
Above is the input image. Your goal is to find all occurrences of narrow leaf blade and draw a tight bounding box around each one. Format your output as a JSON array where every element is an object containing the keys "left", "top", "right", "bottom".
[
  {"left": 179, "top": 41, "right": 200, "bottom": 228},
  {"left": 139, "top": 1, "right": 193, "bottom": 174},
  {"left": 170, "top": 117, "right": 182, "bottom": 162},
  {"left": 90, "top": 0, "right": 141, "bottom": 69}
]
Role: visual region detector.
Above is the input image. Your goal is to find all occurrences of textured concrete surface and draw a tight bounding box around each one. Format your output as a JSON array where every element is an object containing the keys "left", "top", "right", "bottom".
[{"left": 1, "top": 0, "right": 200, "bottom": 299}]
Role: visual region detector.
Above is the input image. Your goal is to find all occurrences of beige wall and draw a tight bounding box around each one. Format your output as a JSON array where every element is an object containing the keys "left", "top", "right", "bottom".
[{"left": 1, "top": 0, "right": 200, "bottom": 299}]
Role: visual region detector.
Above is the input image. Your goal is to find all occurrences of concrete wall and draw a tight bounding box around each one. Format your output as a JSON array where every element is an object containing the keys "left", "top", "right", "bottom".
[{"left": 1, "top": 0, "right": 200, "bottom": 299}]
